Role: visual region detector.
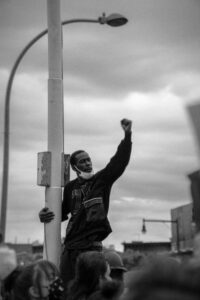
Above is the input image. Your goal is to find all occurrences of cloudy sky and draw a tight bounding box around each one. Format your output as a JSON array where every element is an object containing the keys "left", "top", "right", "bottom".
[{"left": 0, "top": 0, "right": 200, "bottom": 251}]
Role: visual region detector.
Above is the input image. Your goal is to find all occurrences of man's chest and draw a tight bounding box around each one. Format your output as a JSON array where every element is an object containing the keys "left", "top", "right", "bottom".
[{"left": 71, "top": 181, "right": 92, "bottom": 213}]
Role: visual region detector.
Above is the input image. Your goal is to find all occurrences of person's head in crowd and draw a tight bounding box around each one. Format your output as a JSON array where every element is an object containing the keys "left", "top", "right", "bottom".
[
  {"left": 67, "top": 251, "right": 111, "bottom": 300},
  {"left": 122, "top": 255, "right": 200, "bottom": 300},
  {"left": 0, "top": 246, "right": 17, "bottom": 300},
  {"left": 104, "top": 251, "right": 127, "bottom": 282},
  {"left": 3, "top": 266, "right": 24, "bottom": 300},
  {"left": 13, "top": 259, "right": 64, "bottom": 300},
  {"left": 104, "top": 250, "right": 127, "bottom": 298}
]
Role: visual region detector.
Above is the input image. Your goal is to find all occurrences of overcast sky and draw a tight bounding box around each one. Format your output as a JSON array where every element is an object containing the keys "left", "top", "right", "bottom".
[{"left": 0, "top": 0, "right": 200, "bottom": 251}]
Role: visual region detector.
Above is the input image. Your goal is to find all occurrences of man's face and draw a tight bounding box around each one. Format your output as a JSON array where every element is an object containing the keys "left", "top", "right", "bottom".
[{"left": 75, "top": 151, "right": 93, "bottom": 173}]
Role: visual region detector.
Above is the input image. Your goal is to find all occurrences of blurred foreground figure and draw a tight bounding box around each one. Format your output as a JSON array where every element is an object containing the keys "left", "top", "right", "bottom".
[
  {"left": 13, "top": 260, "right": 64, "bottom": 300},
  {"left": 0, "top": 246, "right": 17, "bottom": 282},
  {"left": 66, "top": 251, "right": 112, "bottom": 300},
  {"left": 39, "top": 119, "right": 132, "bottom": 286},
  {"left": 3, "top": 266, "right": 23, "bottom": 300},
  {"left": 121, "top": 256, "right": 200, "bottom": 300},
  {"left": 0, "top": 246, "right": 17, "bottom": 300}
]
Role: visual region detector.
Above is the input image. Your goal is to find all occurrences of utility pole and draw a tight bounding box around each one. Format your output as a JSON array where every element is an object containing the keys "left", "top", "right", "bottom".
[{"left": 44, "top": 0, "right": 64, "bottom": 267}]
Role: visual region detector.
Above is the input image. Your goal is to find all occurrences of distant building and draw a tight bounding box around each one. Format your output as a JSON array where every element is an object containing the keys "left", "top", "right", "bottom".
[
  {"left": 6, "top": 241, "right": 43, "bottom": 265},
  {"left": 121, "top": 241, "right": 171, "bottom": 270},
  {"left": 7, "top": 241, "right": 43, "bottom": 255},
  {"left": 123, "top": 202, "right": 195, "bottom": 263},
  {"left": 122, "top": 241, "right": 171, "bottom": 255},
  {"left": 171, "top": 203, "right": 194, "bottom": 252},
  {"left": 187, "top": 170, "right": 200, "bottom": 231}
]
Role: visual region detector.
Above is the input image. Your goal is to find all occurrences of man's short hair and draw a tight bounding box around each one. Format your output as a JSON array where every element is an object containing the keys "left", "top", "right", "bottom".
[{"left": 70, "top": 150, "right": 85, "bottom": 167}]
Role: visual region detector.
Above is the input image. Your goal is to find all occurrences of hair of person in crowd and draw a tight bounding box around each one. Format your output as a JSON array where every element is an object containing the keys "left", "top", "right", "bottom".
[
  {"left": 13, "top": 259, "right": 63, "bottom": 300},
  {"left": 66, "top": 251, "right": 111, "bottom": 300}
]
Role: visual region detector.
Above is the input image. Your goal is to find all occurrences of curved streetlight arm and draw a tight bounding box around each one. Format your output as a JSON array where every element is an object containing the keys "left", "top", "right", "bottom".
[
  {"left": 4, "top": 17, "right": 102, "bottom": 147},
  {"left": 3, "top": 17, "right": 101, "bottom": 175},
  {"left": 1, "top": 17, "right": 104, "bottom": 241},
  {"left": 4, "top": 17, "right": 102, "bottom": 136},
  {"left": 1, "top": 17, "right": 101, "bottom": 241}
]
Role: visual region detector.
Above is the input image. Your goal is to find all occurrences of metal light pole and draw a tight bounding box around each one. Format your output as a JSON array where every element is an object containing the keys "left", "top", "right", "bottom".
[
  {"left": 142, "top": 218, "right": 180, "bottom": 252},
  {"left": 0, "top": 13, "right": 128, "bottom": 244},
  {"left": 44, "top": 0, "right": 63, "bottom": 267}
]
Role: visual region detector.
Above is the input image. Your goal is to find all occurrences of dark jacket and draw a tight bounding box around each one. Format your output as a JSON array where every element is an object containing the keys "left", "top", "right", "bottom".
[{"left": 62, "top": 132, "right": 132, "bottom": 249}]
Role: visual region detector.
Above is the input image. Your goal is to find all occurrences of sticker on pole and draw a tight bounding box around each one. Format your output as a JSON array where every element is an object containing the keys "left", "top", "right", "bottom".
[{"left": 37, "top": 152, "right": 51, "bottom": 186}]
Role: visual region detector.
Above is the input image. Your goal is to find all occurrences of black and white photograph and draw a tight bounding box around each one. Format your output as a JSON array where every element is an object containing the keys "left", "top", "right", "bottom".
[{"left": 1, "top": 1, "right": 200, "bottom": 299}]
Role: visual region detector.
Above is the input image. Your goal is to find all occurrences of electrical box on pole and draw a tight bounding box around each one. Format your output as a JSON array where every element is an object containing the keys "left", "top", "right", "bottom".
[
  {"left": 37, "top": 152, "right": 51, "bottom": 186},
  {"left": 37, "top": 152, "right": 70, "bottom": 187}
]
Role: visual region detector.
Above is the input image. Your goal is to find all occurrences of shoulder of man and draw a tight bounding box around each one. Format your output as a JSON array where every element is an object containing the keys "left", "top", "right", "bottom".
[{"left": 64, "top": 178, "right": 78, "bottom": 188}]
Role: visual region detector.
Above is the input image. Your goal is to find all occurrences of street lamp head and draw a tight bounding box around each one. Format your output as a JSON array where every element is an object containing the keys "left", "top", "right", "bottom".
[
  {"left": 106, "top": 13, "right": 128, "bottom": 27},
  {"left": 99, "top": 13, "right": 128, "bottom": 27},
  {"left": 142, "top": 219, "right": 147, "bottom": 234}
]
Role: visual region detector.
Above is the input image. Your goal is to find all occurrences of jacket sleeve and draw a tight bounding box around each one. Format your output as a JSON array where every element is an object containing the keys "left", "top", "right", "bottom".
[
  {"left": 101, "top": 131, "right": 132, "bottom": 184},
  {"left": 61, "top": 184, "right": 71, "bottom": 222}
]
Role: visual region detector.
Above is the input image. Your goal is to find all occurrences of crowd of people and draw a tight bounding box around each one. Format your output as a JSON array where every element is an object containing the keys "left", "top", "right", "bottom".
[
  {"left": 0, "top": 246, "right": 127, "bottom": 300},
  {"left": 1, "top": 244, "right": 200, "bottom": 300}
]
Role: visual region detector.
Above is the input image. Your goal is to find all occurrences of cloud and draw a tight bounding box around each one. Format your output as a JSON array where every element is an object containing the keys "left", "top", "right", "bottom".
[{"left": 1, "top": 0, "right": 200, "bottom": 100}]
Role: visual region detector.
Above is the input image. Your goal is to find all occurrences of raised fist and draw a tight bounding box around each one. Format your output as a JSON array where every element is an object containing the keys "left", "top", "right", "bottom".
[{"left": 121, "top": 118, "right": 132, "bottom": 132}]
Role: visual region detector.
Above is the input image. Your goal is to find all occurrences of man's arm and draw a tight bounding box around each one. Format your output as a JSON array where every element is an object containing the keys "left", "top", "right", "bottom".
[
  {"left": 101, "top": 118, "right": 132, "bottom": 183},
  {"left": 61, "top": 184, "right": 71, "bottom": 222},
  {"left": 39, "top": 203, "right": 69, "bottom": 223}
]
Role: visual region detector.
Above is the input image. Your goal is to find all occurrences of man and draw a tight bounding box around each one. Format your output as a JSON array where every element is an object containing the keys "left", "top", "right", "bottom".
[{"left": 39, "top": 118, "right": 132, "bottom": 286}]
